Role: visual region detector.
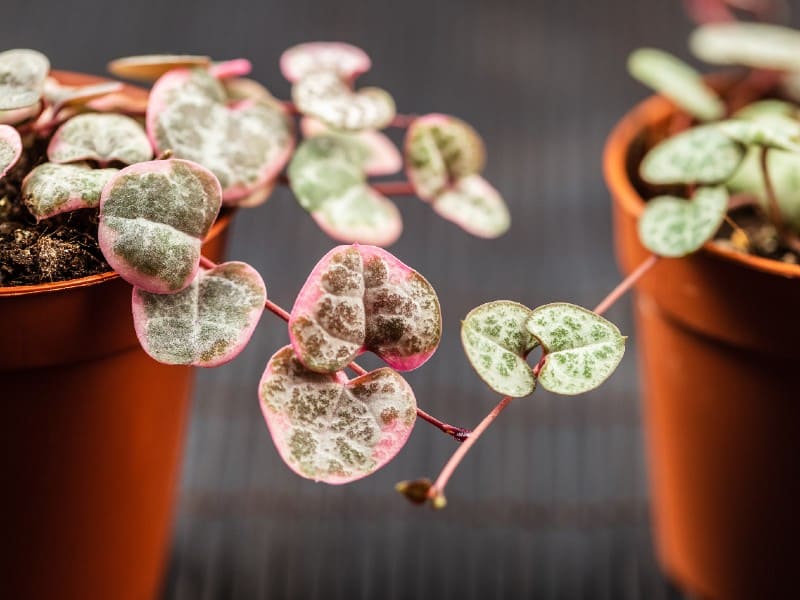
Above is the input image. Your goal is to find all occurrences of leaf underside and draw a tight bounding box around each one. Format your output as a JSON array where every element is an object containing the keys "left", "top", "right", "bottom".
[
  {"left": 690, "top": 22, "right": 800, "bottom": 71},
  {"left": 108, "top": 54, "right": 211, "bottom": 81},
  {"left": 0, "top": 124, "right": 23, "bottom": 178},
  {"left": 0, "top": 49, "right": 49, "bottom": 110},
  {"left": 432, "top": 175, "right": 510, "bottom": 238}
]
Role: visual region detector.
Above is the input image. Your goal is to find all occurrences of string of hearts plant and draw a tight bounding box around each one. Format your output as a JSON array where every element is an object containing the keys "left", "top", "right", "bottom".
[{"left": 3, "top": 8, "right": 799, "bottom": 508}]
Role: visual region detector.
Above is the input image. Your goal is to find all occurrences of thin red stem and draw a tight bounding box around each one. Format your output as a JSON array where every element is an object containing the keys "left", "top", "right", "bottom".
[
  {"left": 592, "top": 254, "right": 660, "bottom": 316},
  {"left": 200, "top": 254, "right": 467, "bottom": 440},
  {"left": 428, "top": 395, "right": 513, "bottom": 507},
  {"left": 370, "top": 181, "right": 416, "bottom": 196}
]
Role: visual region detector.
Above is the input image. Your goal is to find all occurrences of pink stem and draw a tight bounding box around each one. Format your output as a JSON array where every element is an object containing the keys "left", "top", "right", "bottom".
[
  {"left": 370, "top": 180, "right": 416, "bottom": 196},
  {"left": 428, "top": 395, "right": 514, "bottom": 507},
  {"left": 200, "top": 253, "right": 467, "bottom": 441},
  {"left": 592, "top": 254, "right": 660, "bottom": 316}
]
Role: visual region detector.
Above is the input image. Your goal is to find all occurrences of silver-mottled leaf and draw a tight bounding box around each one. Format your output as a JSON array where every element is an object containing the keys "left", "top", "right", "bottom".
[
  {"left": 526, "top": 303, "right": 625, "bottom": 396},
  {"left": 0, "top": 102, "right": 40, "bottom": 126},
  {"left": 48, "top": 113, "right": 153, "bottom": 166},
  {"left": 717, "top": 118, "right": 800, "bottom": 152},
  {"left": 289, "top": 245, "right": 441, "bottom": 373},
  {"left": 461, "top": 301, "right": 537, "bottom": 398},
  {"left": 0, "top": 49, "right": 49, "bottom": 110},
  {"left": 108, "top": 54, "right": 211, "bottom": 82},
  {"left": 312, "top": 186, "right": 402, "bottom": 246},
  {"left": 0, "top": 124, "right": 22, "bottom": 178},
  {"left": 98, "top": 158, "right": 222, "bottom": 294},
  {"left": 405, "top": 114, "right": 486, "bottom": 199},
  {"left": 22, "top": 162, "right": 118, "bottom": 220},
  {"left": 637, "top": 186, "right": 728, "bottom": 257},
  {"left": 259, "top": 345, "right": 416, "bottom": 484},
  {"left": 432, "top": 175, "right": 510, "bottom": 238},
  {"left": 132, "top": 261, "right": 266, "bottom": 367},
  {"left": 690, "top": 22, "right": 800, "bottom": 71},
  {"left": 292, "top": 70, "right": 395, "bottom": 132},
  {"left": 280, "top": 42, "right": 371, "bottom": 83},
  {"left": 640, "top": 124, "right": 745, "bottom": 185},
  {"left": 627, "top": 47, "right": 724, "bottom": 121}
]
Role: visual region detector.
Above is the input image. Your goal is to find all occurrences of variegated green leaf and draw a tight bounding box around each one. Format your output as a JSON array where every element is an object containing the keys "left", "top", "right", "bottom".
[
  {"left": 640, "top": 124, "right": 745, "bottom": 185},
  {"left": 637, "top": 186, "right": 728, "bottom": 257},
  {"left": 627, "top": 48, "right": 724, "bottom": 121},
  {"left": 733, "top": 99, "right": 798, "bottom": 121},
  {"left": 717, "top": 118, "right": 800, "bottom": 152},
  {"left": 690, "top": 22, "right": 800, "bottom": 71},
  {"left": 259, "top": 346, "right": 417, "bottom": 484},
  {"left": 0, "top": 49, "right": 49, "bottom": 110},
  {"left": 0, "top": 124, "right": 22, "bottom": 178},
  {"left": 405, "top": 114, "right": 486, "bottom": 199},
  {"left": 292, "top": 70, "right": 395, "bottom": 132},
  {"left": 312, "top": 186, "right": 402, "bottom": 246},
  {"left": 461, "top": 301, "right": 537, "bottom": 398},
  {"left": 432, "top": 175, "right": 510, "bottom": 239},
  {"left": 48, "top": 113, "right": 153, "bottom": 166},
  {"left": 22, "top": 162, "right": 118, "bottom": 220},
  {"left": 132, "top": 261, "right": 266, "bottom": 367},
  {"left": 107, "top": 54, "right": 211, "bottom": 82},
  {"left": 526, "top": 303, "right": 625, "bottom": 396}
]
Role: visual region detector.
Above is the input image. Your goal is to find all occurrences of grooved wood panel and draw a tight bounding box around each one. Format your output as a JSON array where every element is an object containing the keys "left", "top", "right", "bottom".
[{"left": 2, "top": 0, "right": 703, "bottom": 597}]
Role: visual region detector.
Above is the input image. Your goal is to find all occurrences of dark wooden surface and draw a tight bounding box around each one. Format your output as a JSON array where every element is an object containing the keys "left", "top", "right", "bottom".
[{"left": 3, "top": 0, "right": 707, "bottom": 597}]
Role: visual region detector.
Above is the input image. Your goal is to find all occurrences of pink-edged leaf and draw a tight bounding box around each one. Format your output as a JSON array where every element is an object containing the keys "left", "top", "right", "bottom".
[
  {"left": 22, "top": 162, "right": 118, "bottom": 220},
  {"left": 280, "top": 42, "right": 371, "bottom": 83},
  {"left": 0, "top": 124, "right": 23, "bottom": 179},
  {"left": 98, "top": 158, "right": 222, "bottom": 293},
  {"left": 132, "top": 261, "right": 266, "bottom": 367},
  {"left": 223, "top": 77, "right": 282, "bottom": 106},
  {"left": 43, "top": 78, "right": 123, "bottom": 112},
  {"left": 288, "top": 135, "right": 402, "bottom": 244},
  {"left": 292, "top": 70, "right": 395, "bottom": 132},
  {"left": 312, "top": 186, "right": 402, "bottom": 246},
  {"left": 209, "top": 58, "right": 252, "bottom": 80},
  {"left": 107, "top": 54, "right": 211, "bottom": 82},
  {"left": 289, "top": 244, "right": 441, "bottom": 373},
  {"left": 431, "top": 175, "right": 510, "bottom": 238},
  {"left": 147, "top": 68, "right": 294, "bottom": 204},
  {"left": 405, "top": 113, "right": 486, "bottom": 199},
  {"left": 0, "top": 49, "right": 49, "bottom": 110},
  {"left": 0, "top": 102, "right": 41, "bottom": 125},
  {"left": 259, "top": 345, "right": 416, "bottom": 484},
  {"left": 302, "top": 117, "right": 402, "bottom": 176},
  {"left": 48, "top": 113, "right": 153, "bottom": 166}
]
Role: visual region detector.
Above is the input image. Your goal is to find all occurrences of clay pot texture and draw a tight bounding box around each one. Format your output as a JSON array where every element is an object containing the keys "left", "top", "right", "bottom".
[
  {"left": 0, "top": 72, "right": 233, "bottom": 600},
  {"left": 604, "top": 89, "right": 800, "bottom": 599}
]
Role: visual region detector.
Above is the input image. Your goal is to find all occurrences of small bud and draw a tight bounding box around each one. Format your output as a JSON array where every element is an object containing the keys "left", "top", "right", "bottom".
[
  {"left": 395, "top": 478, "right": 432, "bottom": 505},
  {"left": 430, "top": 492, "right": 447, "bottom": 510}
]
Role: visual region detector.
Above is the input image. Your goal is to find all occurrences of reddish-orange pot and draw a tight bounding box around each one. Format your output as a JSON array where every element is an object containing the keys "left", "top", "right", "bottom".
[
  {"left": 605, "top": 92, "right": 800, "bottom": 599},
  {"left": 0, "top": 72, "right": 232, "bottom": 600}
]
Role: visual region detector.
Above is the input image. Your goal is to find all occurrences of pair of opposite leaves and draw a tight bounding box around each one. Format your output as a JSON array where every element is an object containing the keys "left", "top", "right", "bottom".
[{"left": 98, "top": 157, "right": 442, "bottom": 484}]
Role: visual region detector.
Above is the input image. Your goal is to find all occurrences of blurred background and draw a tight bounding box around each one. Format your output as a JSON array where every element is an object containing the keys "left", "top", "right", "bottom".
[{"left": 2, "top": 0, "right": 709, "bottom": 598}]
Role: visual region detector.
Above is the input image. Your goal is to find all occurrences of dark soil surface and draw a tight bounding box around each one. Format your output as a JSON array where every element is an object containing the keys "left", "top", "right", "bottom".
[{"left": 0, "top": 139, "right": 109, "bottom": 287}]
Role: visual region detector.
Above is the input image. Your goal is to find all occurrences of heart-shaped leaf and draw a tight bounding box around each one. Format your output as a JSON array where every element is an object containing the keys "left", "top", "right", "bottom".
[
  {"left": 98, "top": 158, "right": 222, "bottom": 293},
  {"left": 461, "top": 301, "right": 537, "bottom": 398},
  {"left": 526, "top": 303, "right": 626, "bottom": 396},
  {"left": 148, "top": 68, "right": 294, "bottom": 204},
  {"left": 288, "top": 135, "right": 402, "bottom": 245},
  {"left": 281, "top": 42, "right": 371, "bottom": 83},
  {"left": 48, "top": 113, "right": 153, "bottom": 166},
  {"left": 132, "top": 261, "right": 266, "bottom": 367},
  {"left": 289, "top": 245, "right": 441, "bottom": 373},
  {"left": 43, "top": 78, "right": 123, "bottom": 112},
  {"left": 301, "top": 117, "right": 402, "bottom": 176},
  {"left": 292, "top": 70, "right": 395, "bottom": 132},
  {"left": 431, "top": 174, "right": 510, "bottom": 238},
  {"left": 637, "top": 186, "right": 728, "bottom": 257},
  {"left": 107, "top": 54, "right": 211, "bottom": 82},
  {"left": 727, "top": 148, "right": 800, "bottom": 234},
  {"left": 405, "top": 113, "right": 486, "bottom": 200},
  {"left": 690, "top": 22, "right": 800, "bottom": 71},
  {"left": 0, "top": 49, "right": 49, "bottom": 110},
  {"left": 627, "top": 48, "right": 724, "bottom": 121},
  {"left": 259, "top": 345, "right": 416, "bottom": 484},
  {"left": 22, "top": 162, "right": 118, "bottom": 220},
  {"left": 0, "top": 124, "right": 22, "bottom": 179},
  {"left": 640, "top": 124, "right": 745, "bottom": 185},
  {"left": 717, "top": 118, "right": 800, "bottom": 152}
]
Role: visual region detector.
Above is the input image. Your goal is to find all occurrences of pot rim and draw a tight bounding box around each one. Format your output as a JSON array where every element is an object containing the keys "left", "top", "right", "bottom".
[
  {"left": 0, "top": 69, "right": 236, "bottom": 297},
  {"left": 603, "top": 88, "right": 800, "bottom": 280}
]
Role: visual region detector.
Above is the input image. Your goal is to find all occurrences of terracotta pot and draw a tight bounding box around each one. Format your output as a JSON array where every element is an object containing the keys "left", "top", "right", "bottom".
[
  {"left": 0, "top": 72, "right": 233, "bottom": 600},
  {"left": 604, "top": 91, "right": 800, "bottom": 599}
]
